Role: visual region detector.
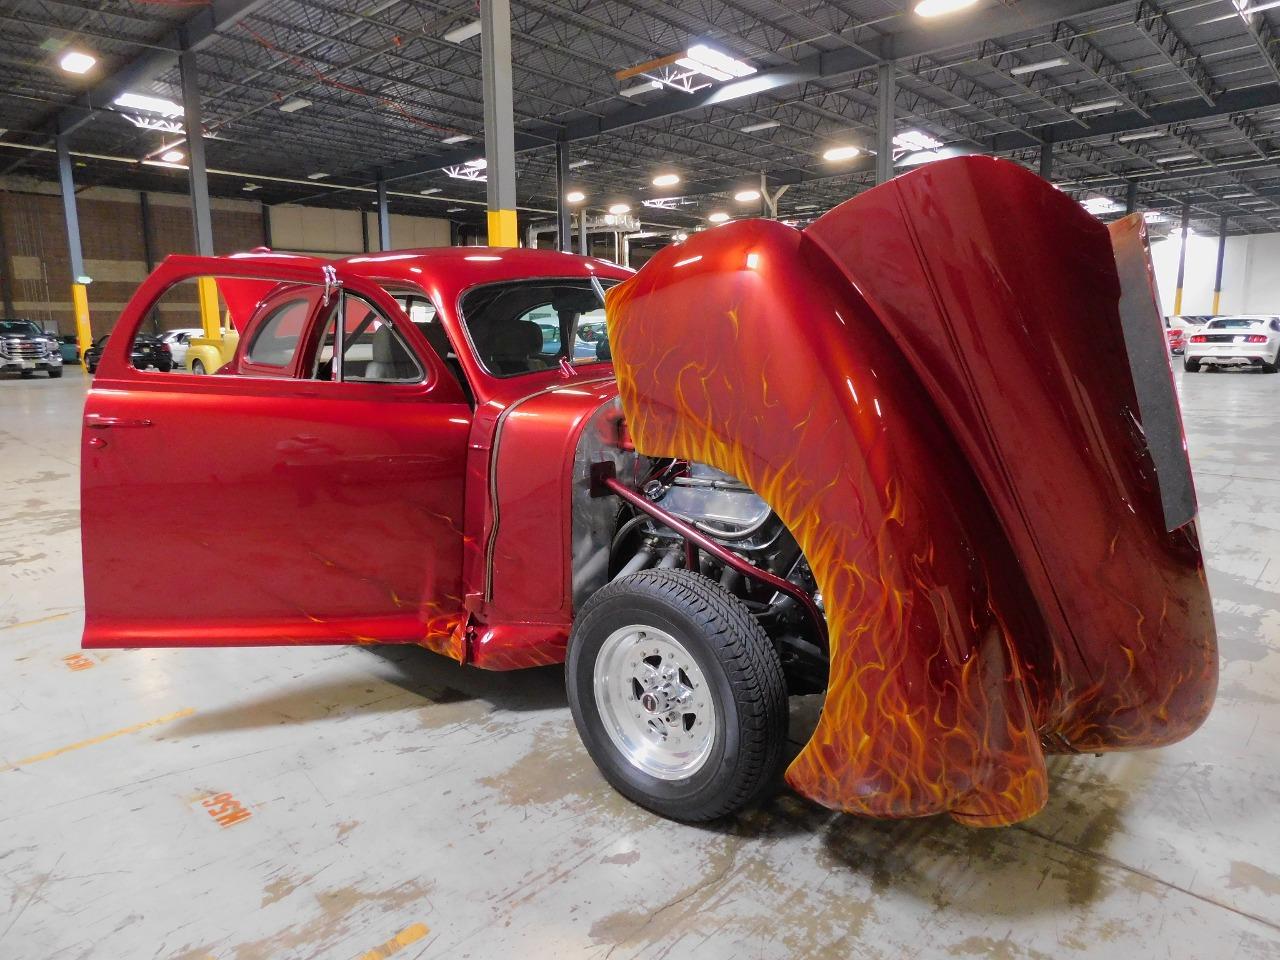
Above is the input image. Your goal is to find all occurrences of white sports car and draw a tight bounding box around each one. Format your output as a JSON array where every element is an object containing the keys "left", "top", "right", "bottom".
[
  {"left": 1184, "top": 315, "right": 1280, "bottom": 373},
  {"left": 158, "top": 328, "right": 204, "bottom": 369}
]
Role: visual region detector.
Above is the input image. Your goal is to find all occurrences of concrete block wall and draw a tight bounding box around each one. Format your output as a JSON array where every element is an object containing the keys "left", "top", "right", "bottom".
[{"left": 1149, "top": 230, "right": 1280, "bottom": 316}]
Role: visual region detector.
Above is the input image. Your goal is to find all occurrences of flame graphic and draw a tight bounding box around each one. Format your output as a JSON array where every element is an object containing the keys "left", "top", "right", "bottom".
[{"left": 604, "top": 158, "right": 1216, "bottom": 826}]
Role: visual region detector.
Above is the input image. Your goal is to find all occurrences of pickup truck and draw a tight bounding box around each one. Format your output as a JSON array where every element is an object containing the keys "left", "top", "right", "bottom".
[
  {"left": 79, "top": 157, "right": 1217, "bottom": 827},
  {"left": 1, "top": 317, "right": 63, "bottom": 377}
]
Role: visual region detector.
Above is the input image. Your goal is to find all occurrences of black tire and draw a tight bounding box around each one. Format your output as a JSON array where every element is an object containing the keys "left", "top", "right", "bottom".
[
  {"left": 85, "top": 363, "right": 96, "bottom": 374},
  {"left": 1261, "top": 351, "right": 1279, "bottom": 374},
  {"left": 1183, "top": 356, "right": 1201, "bottom": 372},
  {"left": 567, "top": 568, "right": 788, "bottom": 823},
  {"left": 191, "top": 359, "right": 206, "bottom": 375},
  {"left": 158, "top": 362, "right": 172, "bottom": 373},
  {"left": 48, "top": 367, "right": 63, "bottom": 378}
]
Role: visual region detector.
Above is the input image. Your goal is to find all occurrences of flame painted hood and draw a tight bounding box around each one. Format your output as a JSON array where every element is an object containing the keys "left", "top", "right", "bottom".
[{"left": 604, "top": 156, "right": 1217, "bottom": 826}]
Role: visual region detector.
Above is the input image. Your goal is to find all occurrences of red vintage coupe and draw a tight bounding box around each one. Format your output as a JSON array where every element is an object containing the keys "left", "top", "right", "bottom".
[{"left": 81, "top": 157, "right": 1217, "bottom": 827}]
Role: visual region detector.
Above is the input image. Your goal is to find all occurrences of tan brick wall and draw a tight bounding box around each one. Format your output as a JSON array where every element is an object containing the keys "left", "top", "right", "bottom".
[{"left": 0, "top": 185, "right": 264, "bottom": 335}]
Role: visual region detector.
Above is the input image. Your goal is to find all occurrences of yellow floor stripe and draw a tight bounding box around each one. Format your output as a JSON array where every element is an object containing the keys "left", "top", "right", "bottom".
[
  {"left": 357, "top": 923, "right": 430, "bottom": 960},
  {"left": 1, "top": 612, "right": 72, "bottom": 631},
  {"left": 1, "top": 708, "right": 195, "bottom": 771}
]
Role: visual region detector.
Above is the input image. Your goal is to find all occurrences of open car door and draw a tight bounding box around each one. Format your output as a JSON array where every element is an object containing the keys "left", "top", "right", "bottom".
[{"left": 81, "top": 253, "right": 472, "bottom": 651}]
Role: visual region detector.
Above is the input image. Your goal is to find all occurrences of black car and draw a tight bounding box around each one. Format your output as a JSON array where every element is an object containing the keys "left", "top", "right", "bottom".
[{"left": 83, "top": 333, "right": 172, "bottom": 374}]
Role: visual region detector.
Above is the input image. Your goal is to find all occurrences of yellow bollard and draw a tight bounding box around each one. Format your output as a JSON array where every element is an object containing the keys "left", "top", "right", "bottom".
[
  {"left": 197, "top": 276, "right": 222, "bottom": 341},
  {"left": 71, "top": 282, "right": 92, "bottom": 369},
  {"left": 486, "top": 209, "right": 518, "bottom": 248}
]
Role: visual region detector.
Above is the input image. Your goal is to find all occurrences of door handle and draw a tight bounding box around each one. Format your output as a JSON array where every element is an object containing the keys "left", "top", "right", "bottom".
[{"left": 85, "top": 416, "right": 153, "bottom": 430}]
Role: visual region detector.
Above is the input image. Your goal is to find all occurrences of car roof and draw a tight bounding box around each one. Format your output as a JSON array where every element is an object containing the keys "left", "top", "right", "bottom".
[{"left": 1210, "top": 315, "right": 1276, "bottom": 322}]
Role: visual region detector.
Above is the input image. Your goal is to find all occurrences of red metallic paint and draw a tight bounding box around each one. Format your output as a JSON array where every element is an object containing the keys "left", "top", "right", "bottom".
[
  {"left": 82, "top": 249, "right": 630, "bottom": 667},
  {"left": 605, "top": 156, "right": 1216, "bottom": 825}
]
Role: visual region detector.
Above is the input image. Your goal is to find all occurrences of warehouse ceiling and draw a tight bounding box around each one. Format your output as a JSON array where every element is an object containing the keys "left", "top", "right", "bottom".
[{"left": 2, "top": 0, "right": 1279, "bottom": 241}]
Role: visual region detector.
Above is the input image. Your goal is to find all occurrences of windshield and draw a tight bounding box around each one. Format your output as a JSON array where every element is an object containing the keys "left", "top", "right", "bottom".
[
  {"left": 0, "top": 320, "right": 42, "bottom": 336},
  {"left": 458, "top": 279, "right": 615, "bottom": 377}
]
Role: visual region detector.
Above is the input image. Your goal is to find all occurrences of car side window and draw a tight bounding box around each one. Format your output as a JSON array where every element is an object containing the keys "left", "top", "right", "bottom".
[
  {"left": 310, "top": 293, "right": 423, "bottom": 384},
  {"left": 246, "top": 298, "right": 310, "bottom": 367}
]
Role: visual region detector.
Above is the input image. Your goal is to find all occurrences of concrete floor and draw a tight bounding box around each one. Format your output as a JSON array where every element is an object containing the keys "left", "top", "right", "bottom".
[{"left": 2, "top": 368, "right": 1278, "bottom": 960}]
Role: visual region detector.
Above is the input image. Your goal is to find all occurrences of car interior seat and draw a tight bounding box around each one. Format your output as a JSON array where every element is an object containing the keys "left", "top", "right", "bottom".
[
  {"left": 362, "top": 324, "right": 419, "bottom": 381},
  {"left": 480, "top": 319, "right": 547, "bottom": 374}
]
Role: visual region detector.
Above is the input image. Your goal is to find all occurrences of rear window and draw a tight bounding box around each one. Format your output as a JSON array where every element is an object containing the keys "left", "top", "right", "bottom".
[{"left": 1208, "top": 318, "right": 1265, "bottom": 330}]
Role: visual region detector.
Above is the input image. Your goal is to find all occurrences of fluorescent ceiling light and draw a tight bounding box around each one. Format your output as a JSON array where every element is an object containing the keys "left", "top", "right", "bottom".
[
  {"left": 1118, "top": 130, "right": 1163, "bottom": 142},
  {"left": 420, "top": 188, "right": 442, "bottom": 195},
  {"left": 914, "top": 0, "right": 980, "bottom": 17},
  {"left": 621, "top": 81, "right": 661, "bottom": 98},
  {"left": 465, "top": 157, "right": 487, "bottom": 169},
  {"left": 242, "top": 183, "right": 260, "bottom": 192},
  {"left": 677, "top": 44, "right": 756, "bottom": 81},
  {"left": 708, "top": 211, "right": 730, "bottom": 223},
  {"left": 652, "top": 173, "right": 680, "bottom": 187},
  {"left": 444, "top": 20, "right": 482, "bottom": 43},
  {"left": 279, "top": 97, "right": 311, "bottom": 113},
  {"left": 1238, "top": 199, "right": 1269, "bottom": 205},
  {"left": 734, "top": 189, "right": 761, "bottom": 202},
  {"left": 447, "top": 207, "right": 464, "bottom": 212},
  {"left": 739, "top": 120, "right": 780, "bottom": 133},
  {"left": 893, "top": 129, "right": 943, "bottom": 151},
  {"left": 1069, "top": 98, "right": 1124, "bottom": 114},
  {"left": 1010, "top": 57, "right": 1069, "bottom": 76},
  {"left": 114, "top": 92, "right": 182, "bottom": 117},
  {"left": 307, "top": 172, "right": 328, "bottom": 179},
  {"left": 1222, "top": 192, "right": 1252, "bottom": 199},
  {"left": 795, "top": 204, "right": 818, "bottom": 210},
  {"left": 566, "top": 190, "right": 585, "bottom": 203},
  {"left": 1081, "top": 196, "right": 1121, "bottom": 214},
  {"left": 59, "top": 51, "right": 96, "bottom": 74},
  {"left": 441, "top": 134, "right": 471, "bottom": 144},
  {"left": 1155, "top": 153, "right": 1197, "bottom": 163},
  {"left": 160, "top": 149, "right": 183, "bottom": 163},
  {"left": 608, "top": 203, "right": 631, "bottom": 215},
  {"left": 569, "top": 159, "right": 592, "bottom": 169},
  {"left": 823, "top": 145, "right": 861, "bottom": 162}
]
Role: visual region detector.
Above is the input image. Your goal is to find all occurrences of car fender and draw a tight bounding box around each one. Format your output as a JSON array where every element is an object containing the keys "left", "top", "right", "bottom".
[{"left": 605, "top": 156, "right": 1216, "bottom": 826}]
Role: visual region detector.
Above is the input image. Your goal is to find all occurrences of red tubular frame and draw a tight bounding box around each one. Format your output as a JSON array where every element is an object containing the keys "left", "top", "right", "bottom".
[{"left": 591, "top": 461, "right": 829, "bottom": 650}]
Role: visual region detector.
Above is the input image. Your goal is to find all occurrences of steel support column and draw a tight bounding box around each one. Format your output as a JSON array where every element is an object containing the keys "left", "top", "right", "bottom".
[
  {"left": 555, "top": 141, "right": 572, "bottom": 252},
  {"left": 875, "top": 62, "right": 896, "bottom": 184},
  {"left": 1125, "top": 180, "right": 1138, "bottom": 215},
  {"left": 1039, "top": 137, "right": 1054, "bottom": 181},
  {"left": 578, "top": 208, "right": 588, "bottom": 256},
  {"left": 55, "top": 134, "right": 92, "bottom": 364},
  {"left": 0, "top": 198, "right": 17, "bottom": 317},
  {"left": 376, "top": 171, "right": 391, "bottom": 251},
  {"left": 1173, "top": 202, "right": 1190, "bottom": 315},
  {"left": 480, "top": 0, "right": 518, "bottom": 247},
  {"left": 179, "top": 43, "right": 220, "bottom": 342},
  {"left": 261, "top": 203, "right": 272, "bottom": 248},
  {"left": 1212, "top": 215, "right": 1228, "bottom": 315}
]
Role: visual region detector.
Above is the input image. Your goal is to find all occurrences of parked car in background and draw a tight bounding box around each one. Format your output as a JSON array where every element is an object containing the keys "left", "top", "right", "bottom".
[
  {"left": 1168, "top": 314, "right": 1215, "bottom": 334},
  {"left": 84, "top": 333, "right": 172, "bottom": 374},
  {"left": 158, "top": 328, "right": 203, "bottom": 369},
  {"left": 1184, "top": 315, "right": 1280, "bottom": 372},
  {"left": 0, "top": 318, "right": 63, "bottom": 378},
  {"left": 1165, "top": 321, "right": 1186, "bottom": 355}
]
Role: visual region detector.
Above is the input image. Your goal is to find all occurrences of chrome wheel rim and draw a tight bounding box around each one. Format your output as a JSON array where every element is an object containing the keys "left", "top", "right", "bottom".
[{"left": 593, "top": 625, "right": 716, "bottom": 780}]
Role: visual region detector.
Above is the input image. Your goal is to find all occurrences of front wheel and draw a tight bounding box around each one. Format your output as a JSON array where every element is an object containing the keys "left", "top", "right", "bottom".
[
  {"left": 190, "top": 358, "right": 206, "bottom": 375},
  {"left": 567, "top": 569, "right": 788, "bottom": 823},
  {"left": 47, "top": 367, "right": 63, "bottom": 378},
  {"left": 1183, "top": 356, "right": 1201, "bottom": 372}
]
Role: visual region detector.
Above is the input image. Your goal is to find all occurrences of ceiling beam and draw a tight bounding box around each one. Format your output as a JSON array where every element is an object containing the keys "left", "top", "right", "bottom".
[
  {"left": 368, "top": 0, "right": 1132, "bottom": 185},
  {"left": 48, "top": 0, "right": 272, "bottom": 138}
]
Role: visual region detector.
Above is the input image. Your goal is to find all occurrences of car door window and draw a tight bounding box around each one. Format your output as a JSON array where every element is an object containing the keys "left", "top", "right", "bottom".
[
  {"left": 246, "top": 298, "right": 310, "bottom": 367},
  {"left": 310, "top": 293, "right": 423, "bottom": 384}
]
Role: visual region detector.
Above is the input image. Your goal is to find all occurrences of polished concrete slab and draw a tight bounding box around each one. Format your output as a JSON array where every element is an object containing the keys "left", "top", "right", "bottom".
[{"left": 1, "top": 368, "right": 1277, "bottom": 960}]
